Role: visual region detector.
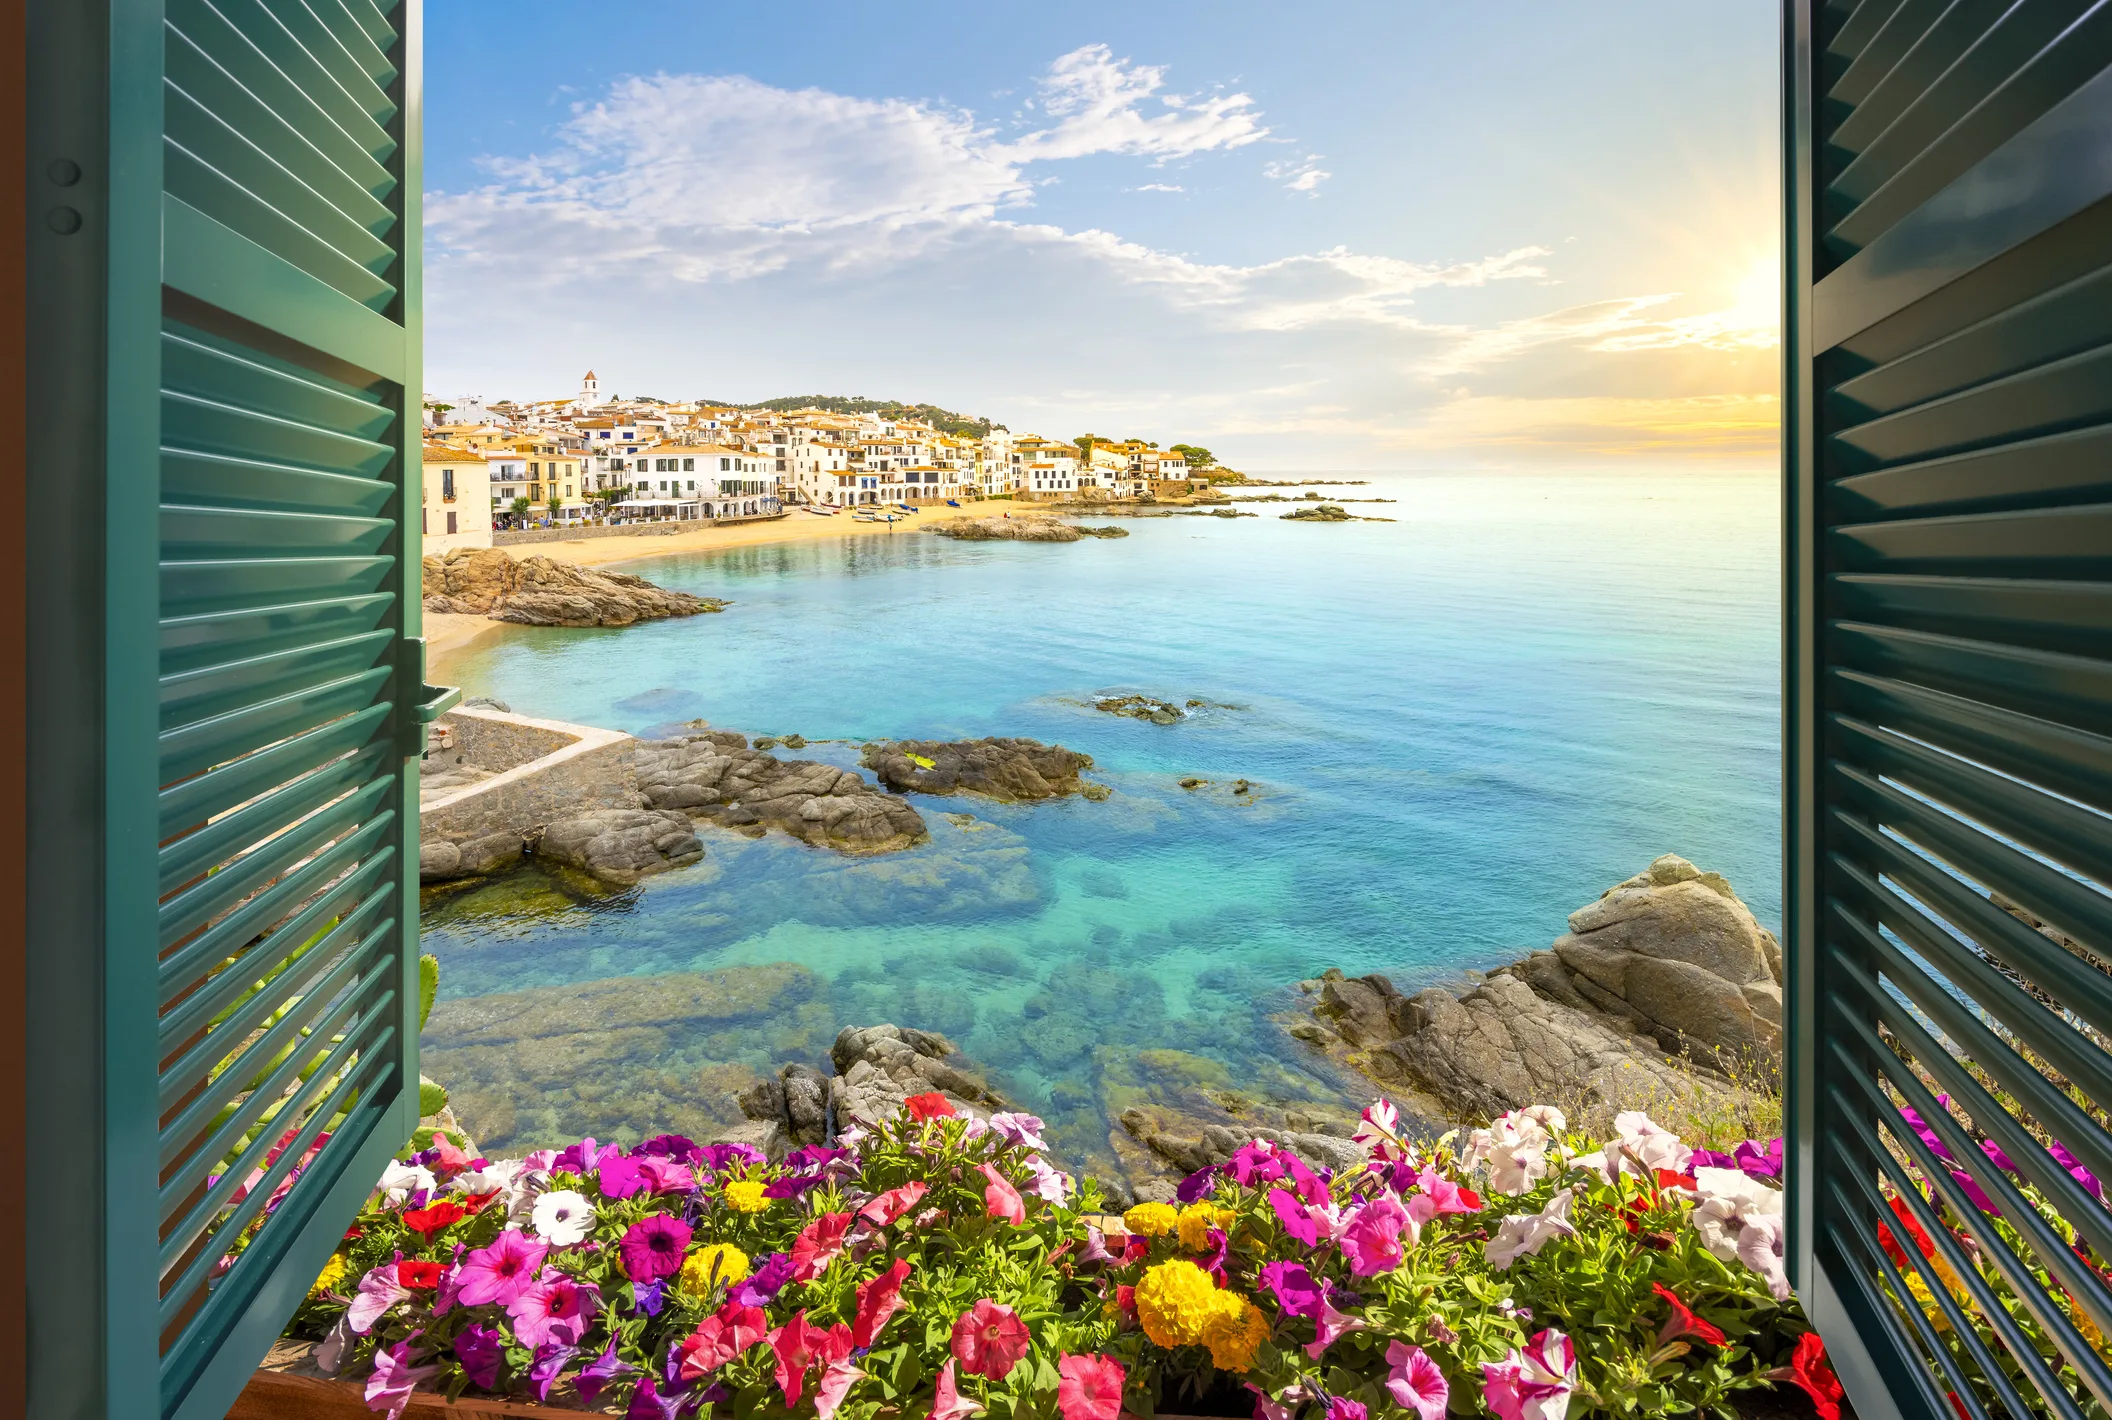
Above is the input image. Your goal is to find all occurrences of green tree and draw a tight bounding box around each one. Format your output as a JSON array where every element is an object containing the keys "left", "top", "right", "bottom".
[
  {"left": 510, "top": 496, "right": 531, "bottom": 521},
  {"left": 1169, "top": 443, "right": 1215, "bottom": 471},
  {"left": 547, "top": 493, "right": 563, "bottom": 521}
]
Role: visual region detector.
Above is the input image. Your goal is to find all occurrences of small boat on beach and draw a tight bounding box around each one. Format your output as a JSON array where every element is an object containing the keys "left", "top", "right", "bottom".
[{"left": 803, "top": 505, "right": 840, "bottom": 516}]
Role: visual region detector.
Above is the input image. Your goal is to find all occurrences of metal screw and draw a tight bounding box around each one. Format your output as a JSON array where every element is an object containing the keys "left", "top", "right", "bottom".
[
  {"left": 46, "top": 208, "right": 81, "bottom": 234},
  {"left": 46, "top": 158, "right": 80, "bottom": 186}
]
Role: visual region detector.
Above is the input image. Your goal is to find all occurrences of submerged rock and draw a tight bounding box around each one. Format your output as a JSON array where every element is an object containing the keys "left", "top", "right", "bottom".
[
  {"left": 1073, "top": 525, "right": 1130, "bottom": 538},
  {"left": 860, "top": 737, "right": 1102, "bottom": 802},
  {"left": 729, "top": 1023, "right": 1011, "bottom": 1154},
  {"left": 1300, "top": 855, "right": 1781, "bottom": 1125},
  {"left": 926, "top": 516, "right": 1081, "bottom": 542},
  {"left": 1281, "top": 504, "right": 1352, "bottom": 522},
  {"left": 422, "top": 547, "right": 726, "bottom": 626},
  {"left": 636, "top": 732, "right": 929, "bottom": 854},
  {"left": 1095, "top": 694, "right": 1185, "bottom": 724}
]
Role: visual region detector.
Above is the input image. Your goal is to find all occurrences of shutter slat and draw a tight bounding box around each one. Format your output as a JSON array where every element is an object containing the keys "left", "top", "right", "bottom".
[
  {"left": 1831, "top": 501, "right": 2112, "bottom": 571},
  {"left": 155, "top": 778, "right": 391, "bottom": 949},
  {"left": 1832, "top": 667, "right": 2112, "bottom": 811},
  {"left": 161, "top": 593, "right": 394, "bottom": 672},
  {"left": 159, "top": 740, "right": 390, "bottom": 892},
  {"left": 254, "top": 0, "right": 398, "bottom": 126},
  {"left": 1831, "top": 620, "right": 2112, "bottom": 729},
  {"left": 160, "top": 628, "right": 393, "bottom": 728},
  {"left": 156, "top": 894, "right": 390, "bottom": 1118}
]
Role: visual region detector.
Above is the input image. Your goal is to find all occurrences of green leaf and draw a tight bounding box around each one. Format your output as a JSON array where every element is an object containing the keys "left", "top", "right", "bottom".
[
  {"left": 418, "top": 1080, "right": 449, "bottom": 1118},
  {"left": 417, "top": 954, "right": 440, "bottom": 1033}
]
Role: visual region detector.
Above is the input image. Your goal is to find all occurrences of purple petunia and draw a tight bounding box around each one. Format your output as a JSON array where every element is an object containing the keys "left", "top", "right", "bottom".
[
  {"left": 453, "top": 1325, "right": 505, "bottom": 1392},
  {"left": 636, "top": 1133, "right": 705, "bottom": 1164},
  {"left": 575, "top": 1340, "right": 638, "bottom": 1409},
  {"left": 1260, "top": 1260, "right": 1325, "bottom": 1320},
  {"left": 620, "top": 1214, "right": 693, "bottom": 1283},
  {"left": 527, "top": 1344, "right": 579, "bottom": 1404},
  {"left": 733, "top": 1251, "right": 796, "bottom": 1308},
  {"left": 552, "top": 1137, "right": 622, "bottom": 1175}
]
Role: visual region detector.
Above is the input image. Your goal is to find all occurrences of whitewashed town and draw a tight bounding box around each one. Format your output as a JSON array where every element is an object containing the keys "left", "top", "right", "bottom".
[{"left": 419, "top": 369, "right": 1223, "bottom": 552}]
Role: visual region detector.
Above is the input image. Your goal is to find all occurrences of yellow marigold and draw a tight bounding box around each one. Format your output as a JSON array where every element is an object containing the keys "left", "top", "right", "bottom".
[
  {"left": 1177, "top": 1203, "right": 1234, "bottom": 1252},
  {"left": 1200, "top": 1293, "right": 1270, "bottom": 1372},
  {"left": 722, "top": 1179, "right": 770, "bottom": 1214},
  {"left": 1124, "top": 1202, "right": 1179, "bottom": 1237},
  {"left": 1135, "top": 1259, "right": 1223, "bottom": 1348},
  {"left": 679, "top": 1243, "right": 751, "bottom": 1297},
  {"left": 308, "top": 1253, "right": 349, "bottom": 1298}
]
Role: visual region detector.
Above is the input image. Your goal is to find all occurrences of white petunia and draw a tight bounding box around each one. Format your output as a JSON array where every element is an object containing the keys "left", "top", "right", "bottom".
[
  {"left": 376, "top": 1160, "right": 435, "bottom": 1207},
  {"left": 530, "top": 1187, "right": 597, "bottom": 1246},
  {"left": 1736, "top": 1212, "right": 1791, "bottom": 1300},
  {"left": 1612, "top": 1111, "right": 1692, "bottom": 1174},
  {"left": 1687, "top": 1167, "right": 1783, "bottom": 1260},
  {"left": 452, "top": 1159, "right": 522, "bottom": 1197},
  {"left": 1487, "top": 1141, "right": 1552, "bottom": 1197},
  {"left": 1485, "top": 1188, "right": 1578, "bottom": 1270}
]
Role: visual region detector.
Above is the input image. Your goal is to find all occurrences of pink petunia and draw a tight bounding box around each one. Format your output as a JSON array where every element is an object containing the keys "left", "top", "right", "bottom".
[
  {"left": 676, "top": 1300, "right": 769, "bottom": 1380},
  {"left": 1385, "top": 1341, "right": 1449, "bottom": 1420},
  {"left": 952, "top": 1299, "right": 1032, "bottom": 1380},
  {"left": 507, "top": 1272, "right": 602, "bottom": 1350},
  {"left": 933, "top": 1359, "right": 988, "bottom": 1420},
  {"left": 979, "top": 1163, "right": 1025, "bottom": 1225},
  {"left": 454, "top": 1230, "right": 550, "bottom": 1309},
  {"left": 1057, "top": 1353, "right": 1126, "bottom": 1420},
  {"left": 1415, "top": 1169, "right": 1483, "bottom": 1215},
  {"left": 858, "top": 1181, "right": 928, "bottom": 1227},
  {"left": 1340, "top": 1194, "right": 1433, "bottom": 1276},
  {"left": 347, "top": 1264, "right": 411, "bottom": 1334},
  {"left": 852, "top": 1258, "right": 913, "bottom": 1348},
  {"left": 1483, "top": 1329, "right": 1576, "bottom": 1420},
  {"left": 791, "top": 1211, "right": 853, "bottom": 1282},
  {"left": 813, "top": 1323, "right": 862, "bottom": 1420},
  {"left": 638, "top": 1156, "right": 697, "bottom": 1195},
  {"left": 771, "top": 1311, "right": 827, "bottom": 1408},
  {"left": 1305, "top": 1297, "right": 1366, "bottom": 1360},
  {"left": 364, "top": 1339, "right": 439, "bottom": 1420}
]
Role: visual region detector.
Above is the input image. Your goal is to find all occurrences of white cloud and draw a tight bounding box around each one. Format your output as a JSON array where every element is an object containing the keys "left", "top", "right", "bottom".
[
  {"left": 1132, "top": 182, "right": 1185, "bottom": 192},
  {"left": 1264, "top": 154, "right": 1331, "bottom": 194},
  {"left": 997, "top": 44, "right": 1268, "bottom": 163}
]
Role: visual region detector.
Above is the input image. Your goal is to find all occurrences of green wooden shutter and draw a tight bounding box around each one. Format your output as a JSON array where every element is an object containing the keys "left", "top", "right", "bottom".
[
  {"left": 1786, "top": 2, "right": 2112, "bottom": 1417},
  {"left": 25, "top": 0, "right": 443, "bottom": 1415}
]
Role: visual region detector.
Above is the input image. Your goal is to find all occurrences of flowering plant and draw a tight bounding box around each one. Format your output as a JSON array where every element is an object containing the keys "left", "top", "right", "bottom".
[{"left": 290, "top": 1094, "right": 1837, "bottom": 1419}]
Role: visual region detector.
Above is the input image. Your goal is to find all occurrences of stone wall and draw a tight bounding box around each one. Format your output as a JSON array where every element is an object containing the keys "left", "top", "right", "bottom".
[
  {"left": 430, "top": 708, "right": 578, "bottom": 779},
  {"left": 420, "top": 708, "right": 642, "bottom": 878},
  {"left": 490, "top": 512, "right": 788, "bottom": 548}
]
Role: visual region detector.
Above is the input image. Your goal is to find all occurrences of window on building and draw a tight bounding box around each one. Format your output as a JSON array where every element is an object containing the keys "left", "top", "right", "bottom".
[
  {"left": 442, "top": 469, "right": 454, "bottom": 497},
  {"left": 682, "top": 458, "right": 694, "bottom": 471},
  {"left": 446, "top": 510, "right": 457, "bottom": 535}
]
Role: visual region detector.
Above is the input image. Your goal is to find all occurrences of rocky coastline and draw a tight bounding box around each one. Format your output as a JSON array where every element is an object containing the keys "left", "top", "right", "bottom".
[
  {"left": 424, "top": 547, "right": 725, "bottom": 626},
  {"left": 1292, "top": 854, "right": 1780, "bottom": 1127},
  {"left": 422, "top": 725, "right": 1110, "bottom": 885}
]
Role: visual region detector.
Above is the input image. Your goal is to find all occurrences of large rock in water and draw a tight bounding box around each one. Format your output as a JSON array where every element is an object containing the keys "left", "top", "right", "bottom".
[
  {"left": 1302, "top": 855, "right": 1782, "bottom": 1122},
  {"left": 860, "top": 738, "right": 1104, "bottom": 802},
  {"left": 635, "top": 731, "right": 928, "bottom": 854},
  {"left": 422, "top": 548, "right": 726, "bottom": 626},
  {"left": 534, "top": 809, "right": 703, "bottom": 884},
  {"left": 724, "top": 1023, "right": 1009, "bottom": 1157},
  {"left": 926, "top": 516, "right": 1081, "bottom": 543}
]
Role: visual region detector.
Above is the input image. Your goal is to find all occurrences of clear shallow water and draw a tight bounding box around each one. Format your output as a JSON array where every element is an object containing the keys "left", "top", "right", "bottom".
[{"left": 421, "top": 472, "right": 1780, "bottom": 1172}]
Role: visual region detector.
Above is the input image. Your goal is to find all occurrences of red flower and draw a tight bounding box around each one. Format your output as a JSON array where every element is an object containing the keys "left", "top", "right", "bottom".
[
  {"left": 952, "top": 1298, "right": 1032, "bottom": 1380},
  {"left": 1113, "top": 1285, "right": 1138, "bottom": 1331},
  {"left": 1655, "top": 1169, "right": 1699, "bottom": 1191},
  {"left": 396, "top": 1258, "right": 445, "bottom": 1290},
  {"left": 677, "top": 1301, "right": 769, "bottom": 1381},
  {"left": 851, "top": 1258, "right": 913, "bottom": 1349},
  {"left": 458, "top": 1189, "right": 501, "bottom": 1217},
  {"left": 770, "top": 1310, "right": 826, "bottom": 1408},
  {"left": 1057, "top": 1353, "right": 1126, "bottom": 1420},
  {"left": 1455, "top": 1186, "right": 1482, "bottom": 1212},
  {"left": 791, "top": 1212, "right": 853, "bottom": 1283},
  {"left": 1769, "top": 1332, "right": 1844, "bottom": 1420},
  {"left": 905, "top": 1092, "right": 956, "bottom": 1121},
  {"left": 980, "top": 1163, "right": 1025, "bottom": 1226},
  {"left": 1651, "top": 1283, "right": 1726, "bottom": 1347},
  {"left": 1879, "top": 1194, "right": 1936, "bottom": 1269},
  {"left": 400, "top": 1201, "right": 466, "bottom": 1242}
]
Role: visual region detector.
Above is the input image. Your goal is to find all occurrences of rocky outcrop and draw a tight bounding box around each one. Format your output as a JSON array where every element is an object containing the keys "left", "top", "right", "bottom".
[
  {"left": 636, "top": 731, "right": 929, "bottom": 855},
  {"left": 1299, "top": 856, "right": 1781, "bottom": 1123},
  {"left": 1281, "top": 504, "right": 1352, "bottom": 521},
  {"left": 926, "top": 516, "right": 1081, "bottom": 543},
  {"left": 725, "top": 1024, "right": 1009, "bottom": 1157},
  {"left": 860, "top": 737, "right": 1106, "bottom": 802},
  {"left": 1074, "top": 525, "right": 1129, "bottom": 538},
  {"left": 533, "top": 809, "right": 704, "bottom": 884},
  {"left": 422, "top": 547, "right": 727, "bottom": 626},
  {"left": 1095, "top": 695, "right": 1189, "bottom": 724}
]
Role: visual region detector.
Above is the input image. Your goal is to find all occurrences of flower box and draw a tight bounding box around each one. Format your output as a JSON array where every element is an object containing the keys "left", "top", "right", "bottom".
[{"left": 232, "top": 1342, "right": 583, "bottom": 1417}]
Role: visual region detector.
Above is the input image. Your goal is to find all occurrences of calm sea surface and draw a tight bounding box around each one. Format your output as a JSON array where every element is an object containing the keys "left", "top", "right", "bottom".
[{"left": 421, "top": 471, "right": 1780, "bottom": 1170}]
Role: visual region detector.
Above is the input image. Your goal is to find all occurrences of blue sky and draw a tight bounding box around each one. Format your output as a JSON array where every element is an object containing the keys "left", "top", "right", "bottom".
[{"left": 424, "top": 2, "right": 1780, "bottom": 470}]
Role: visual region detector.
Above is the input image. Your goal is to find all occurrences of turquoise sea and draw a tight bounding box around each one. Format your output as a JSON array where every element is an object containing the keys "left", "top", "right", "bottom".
[{"left": 420, "top": 472, "right": 1780, "bottom": 1172}]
